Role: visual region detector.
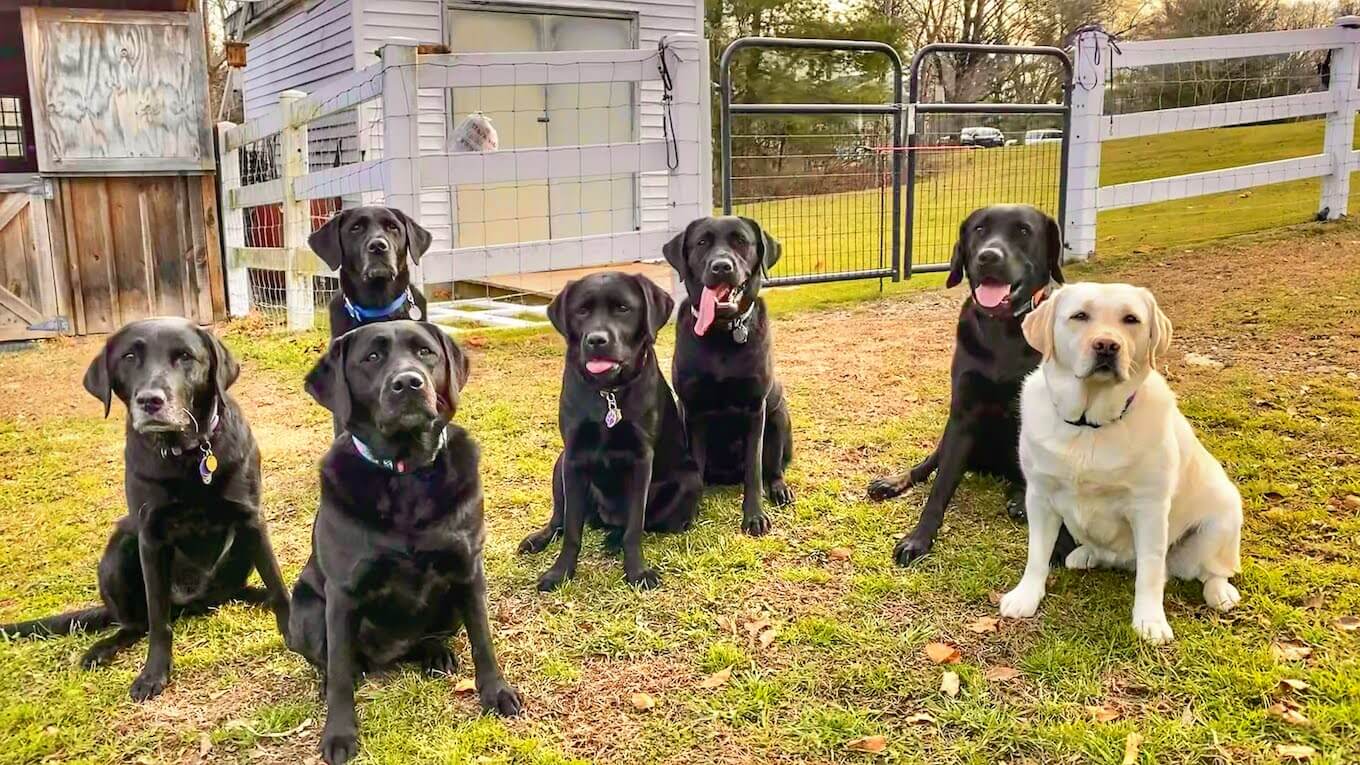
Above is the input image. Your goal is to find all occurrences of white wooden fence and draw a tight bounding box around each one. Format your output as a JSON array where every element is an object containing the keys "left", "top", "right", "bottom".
[
  {"left": 1065, "top": 17, "right": 1360, "bottom": 260},
  {"left": 217, "top": 35, "right": 709, "bottom": 330}
]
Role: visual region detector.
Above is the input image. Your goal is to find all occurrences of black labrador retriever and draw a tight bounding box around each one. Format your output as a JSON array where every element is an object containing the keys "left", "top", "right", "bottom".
[
  {"left": 0, "top": 318, "right": 290, "bottom": 701},
  {"left": 517, "top": 272, "right": 701, "bottom": 591},
  {"left": 292, "top": 320, "right": 521, "bottom": 765},
  {"left": 309, "top": 206, "right": 433, "bottom": 338},
  {"left": 867, "top": 205, "right": 1076, "bottom": 565},
  {"left": 663, "top": 216, "right": 794, "bottom": 536}
]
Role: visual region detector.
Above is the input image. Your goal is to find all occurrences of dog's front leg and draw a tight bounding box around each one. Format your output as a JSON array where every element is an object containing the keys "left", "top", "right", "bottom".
[
  {"left": 320, "top": 584, "right": 360, "bottom": 765},
  {"left": 686, "top": 410, "right": 709, "bottom": 480},
  {"left": 1130, "top": 501, "right": 1174, "bottom": 643},
  {"left": 246, "top": 520, "right": 292, "bottom": 640},
  {"left": 894, "top": 421, "right": 973, "bottom": 564},
  {"left": 1000, "top": 486, "right": 1062, "bottom": 619},
  {"left": 741, "top": 406, "right": 770, "bottom": 536},
  {"left": 621, "top": 458, "right": 659, "bottom": 588},
  {"left": 463, "top": 572, "right": 523, "bottom": 716},
  {"left": 537, "top": 465, "right": 588, "bottom": 591},
  {"left": 131, "top": 531, "right": 174, "bottom": 701}
]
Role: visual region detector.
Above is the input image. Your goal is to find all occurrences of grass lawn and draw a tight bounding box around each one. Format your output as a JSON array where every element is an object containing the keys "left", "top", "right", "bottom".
[{"left": 2, "top": 217, "right": 1359, "bottom": 764}]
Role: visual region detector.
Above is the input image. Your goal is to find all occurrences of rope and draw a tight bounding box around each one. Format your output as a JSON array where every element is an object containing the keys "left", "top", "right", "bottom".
[{"left": 658, "top": 37, "right": 680, "bottom": 171}]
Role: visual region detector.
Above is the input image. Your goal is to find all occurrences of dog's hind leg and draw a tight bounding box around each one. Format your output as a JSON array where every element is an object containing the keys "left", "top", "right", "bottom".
[
  {"left": 893, "top": 422, "right": 972, "bottom": 565},
  {"left": 763, "top": 398, "right": 794, "bottom": 506},
  {"left": 81, "top": 528, "right": 148, "bottom": 669},
  {"left": 867, "top": 446, "right": 940, "bottom": 502},
  {"left": 81, "top": 628, "right": 147, "bottom": 669},
  {"left": 408, "top": 638, "right": 458, "bottom": 677},
  {"left": 1168, "top": 513, "right": 1243, "bottom": 612}
]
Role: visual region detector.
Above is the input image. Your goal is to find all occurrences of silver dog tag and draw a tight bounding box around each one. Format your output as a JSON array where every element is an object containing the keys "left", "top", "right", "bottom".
[
  {"left": 732, "top": 324, "right": 749, "bottom": 344},
  {"left": 410, "top": 304, "right": 423, "bottom": 320}
]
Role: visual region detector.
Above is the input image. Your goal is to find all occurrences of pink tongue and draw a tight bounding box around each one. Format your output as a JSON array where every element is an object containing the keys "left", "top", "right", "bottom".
[
  {"left": 585, "top": 359, "right": 617, "bottom": 374},
  {"left": 695, "top": 287, "right": 719, "bottom": 336},
  {"left": 975, "top": 283, "right": 1011, "bottom": 309}
]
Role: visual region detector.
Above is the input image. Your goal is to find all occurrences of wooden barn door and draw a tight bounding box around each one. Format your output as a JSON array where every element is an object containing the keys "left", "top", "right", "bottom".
[{"left": 0, "top": 190, "right": 64, "bottom": 341}]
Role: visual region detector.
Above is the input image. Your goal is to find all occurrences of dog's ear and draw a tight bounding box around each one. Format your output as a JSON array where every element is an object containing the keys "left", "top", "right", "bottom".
[
  {"left": 1144, "top": 288, "right": 1173, "bottom": 370},
  {"left": 1045, "top": 214, "right": 1065, "bottom": 284},
  {"left": 1022, "top": 290, "right": 1059, "bottom": 359},
  {"left": 546, "top": 279, "right": 577, "bottom": 337},
  {"left": 307, "top": 209, "right": 348, "bottom": 271},
  {"left": 635, "top": 274, "right": 675, "bottom": 340},
  {"left": 662, "top": 219, "right": 698, "bottom": 281},
  {"left": 947, "top": 215, "right": 972, "bottom": 288},
  {"left": 197, "top": 328, "right": 241, "bottom": 408},
  {"left": 421, "top": 321, "right": 469, "bottom": 416},
  {"left": 392, "top": 207, "right": 432, "bottom": 265},
  {"left": 740, "top": 217, "right": 781, "bottom": 271},
  {"left": 305, "top": 332, "right": 352, "bottom": 424},
  {"left": 83, "top": 341, "right": 113, "bottom": 418}
]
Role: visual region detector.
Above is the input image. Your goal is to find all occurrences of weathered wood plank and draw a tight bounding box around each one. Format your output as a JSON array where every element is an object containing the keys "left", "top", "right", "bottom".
[
  {"left": 108, "top": 178, "right": 154, "bottom": 319},
  {"left": 57, "top": 180, "right": 87, "bottom": 334},
  {"left": 198, "top": 175, "right": 226, "bottom": 321}
]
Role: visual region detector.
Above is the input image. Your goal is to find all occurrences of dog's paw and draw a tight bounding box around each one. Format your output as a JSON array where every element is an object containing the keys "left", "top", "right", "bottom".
[
  {"left": 478, "top": 678, "right": 523, "bottom": 717},
  {"left": 866, "top": 476, "right": 908, "bottom": 502},
  {"left": 421, "top": 642, "right": 458, "bottom": 677},
  {"left": 1203, "top": 578, "right": 1241, "bottom": 612},
  {"left": 625, "top": 568, "right": 662, "bottom": 590},
  {"left": 321, "top": 726, "right": 359, "bottom": 765},
  {"left": 768, "top": 480, "right": 795, "bottom": 506},
  {"left": 1132, "top": 613, "right": 1175, "bottom": 644},
  {"left": 892, "top": 535, "right": 932, "bottom": 566},
  {"left": 999, "top": 583, "right": 1045, "bottom": 619},
  {"left": 129, "top": 667, "right": 169, "bottom": 702},
  {"left": 536, "top": 567, "right": 572, "bottom": 592},
  {"left": 517, "top": 529, "right": 555, "bottom": 555},
  {"left": 1065, "top": 545, "right": 1099, "bottom": 570},
  {"left": 742, "top": 511, "right": 771, "bottom": 537},
  {"left": 80, "top": 644, "right": 119, "bottom": 670},
  {"left": 1005, "top": 494, "right": 1027, "bottom": 520}
]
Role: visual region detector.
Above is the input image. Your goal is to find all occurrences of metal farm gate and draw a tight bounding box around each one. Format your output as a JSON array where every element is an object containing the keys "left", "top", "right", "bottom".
[
  {"left": 718, "top": 38, "right": 1073, "bottom": 284},
  {"left": 719, "top": 38, "right": 905, "bottom": 286}
]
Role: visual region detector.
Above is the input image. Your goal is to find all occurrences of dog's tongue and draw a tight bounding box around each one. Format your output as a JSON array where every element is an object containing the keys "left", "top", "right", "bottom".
[
  {"left": 585, "top": 359, "right": 617, "bottom": 374},
  {"left": 975, "top": 282, "right": 1010, "bottom": 309},
  {"left": 694, "top": 287, "right": 720, "bottom": 336}
]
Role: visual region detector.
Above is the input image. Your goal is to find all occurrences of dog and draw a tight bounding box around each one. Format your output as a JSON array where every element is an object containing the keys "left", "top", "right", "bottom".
[
  {"left": 0, "top": 318, "right": 290, "bottom": 701},
  {"left": 999, "top": 282, "right": 1243, "bottom": 643},
  {"left": 291, "top": 320, "right": 520, "bottom": 764},
  {"left": 309, "top": 206, "right": 433, "bottom": 338},
  {"left": 663, "top": 216, "right": 794, "bottom": 536},
  {"left": 517, "top": 272, "right": 702, "bottom": 590},
  {"left": 868, "top": 205, "right": 1076, "bottom": 565}
]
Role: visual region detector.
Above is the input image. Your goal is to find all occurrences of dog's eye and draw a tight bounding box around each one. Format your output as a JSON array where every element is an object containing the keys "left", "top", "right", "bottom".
[
  {"left": 384, "top": 222, "right": 398, "bottom": 232},
  {"left": 416, "top": 346, "right": 434, "bottom": 357},
  {"left": 349, "top": 223, "right": 363, "bottom": 233},
  {"left": 697, "top": 236, "right": 711, "bottom": 247},
  {"left": 613, "top": 303, "right": 631, "bottom": 314},
  {"left": 1123, "top": 314, "right": 1141, "bottom": 325},
  {"left": 574, "top": 306, "right": 590, "bottom": 317},
  {"left": 974, "top": 225, "right": 984, "bottom": 233},
  {"left": 121, "top": 351, "right": 137, "bottom": 362},
  {"left": 1018, "top": 225, "right": 1031, "bottom": 237},
  {"left": 731, "top": 235, "right": 748, "bottom": 248},
  {"left": 1070, "top": 311, "right": 1089, "bottom": 321},
  {"left": 173, "top": 351, "right": 194, "bottom": 364},
  {"left": 364, "top": 351, "right": 381, "bottom": 363}
]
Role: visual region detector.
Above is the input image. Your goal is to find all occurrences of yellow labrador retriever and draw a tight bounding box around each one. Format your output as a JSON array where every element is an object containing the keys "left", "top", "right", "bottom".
[{"left": 999, "top": 282, "right": 1242, "bottom": 643}]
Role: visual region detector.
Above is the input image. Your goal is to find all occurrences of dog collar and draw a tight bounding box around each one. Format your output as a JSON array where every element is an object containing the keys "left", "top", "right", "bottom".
[
  {"left": 344, "top": 288, "right": 418, "bottom": 323},
  {"left": 159, "top": 403, "right": 221, "bottom": 485},
  {"left": 351, "top": 428, "right": 448, "bottom": 473},
  {"left": 1065, "top": 393, "right": 1136, "bottom": 429},
  {"left": 690, "top": 299, "right": 757, "bottom": 343}
]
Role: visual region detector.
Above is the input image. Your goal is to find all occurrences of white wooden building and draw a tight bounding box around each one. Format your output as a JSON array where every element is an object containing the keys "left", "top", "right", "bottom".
[{"left": 226, "top": 0, "right": 706, "bottom": 303}]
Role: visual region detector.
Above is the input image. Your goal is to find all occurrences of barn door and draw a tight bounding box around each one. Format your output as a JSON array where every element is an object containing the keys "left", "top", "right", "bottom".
[{"left": 0, "top": 190, "right": 64, "bottom": 341}]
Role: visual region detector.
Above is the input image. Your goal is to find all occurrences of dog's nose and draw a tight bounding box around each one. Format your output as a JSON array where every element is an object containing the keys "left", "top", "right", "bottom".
[
  {"left": 976, "top": 247, "right": 1003, "bottom": 267},
  {"left": 389, "top": 371, "right": 425, "bottom": 393},
  {"left": 136, "top": 391, "right": 166, "bottom": 414},
  {"left": 709, "top": 258, "right": 735, "bottom": 276},
  {"left": 367, "top": 237, "right": 390, "bottom": 253},
  {"left": 1092, "top": 338, "right": 1121, "bottom": 356},
  {"left": 585, "top": 331, "right": 609, "bottom": 349}
]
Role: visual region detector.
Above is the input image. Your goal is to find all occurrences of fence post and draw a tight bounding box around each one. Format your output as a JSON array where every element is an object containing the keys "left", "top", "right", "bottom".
[
  {"left": 380, "top": 38, "right": 423, "bottom": 288},
  {"left": 278, "top": 89, "right": 314, "bottom": 331},
  {"left": 663, "top": 33, "right": 707, "bottom": 301},
  {"left": 1065, "top": 29, "right": 1109, "bottom": 262},
  {"left": 217, "top": 121, "right": 250, "bottom": 317},
  {"left": 1321, "top": 16, "right": 1360, "bottom": 219}
]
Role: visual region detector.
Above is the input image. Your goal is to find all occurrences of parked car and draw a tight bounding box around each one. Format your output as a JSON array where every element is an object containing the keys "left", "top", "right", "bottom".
[
  {"left": 1024, "top": 128, "right": 1063, "bottom": 145},
  {"left": 959, "top": 126, "right": 1005, "bottom": 148}
]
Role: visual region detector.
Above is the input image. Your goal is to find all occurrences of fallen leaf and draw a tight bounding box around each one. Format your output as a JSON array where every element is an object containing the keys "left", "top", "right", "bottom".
[
  {"left": 1180, "top": 704, "right": 1194, "bottom": 725},
  {"left": 744, "top": 618, "right": 771, "bottom": 637},
  {"left": 1272, "top": 641, "right": 1314, "bottom": 662},
  {"left": 700, "top": 667, "right": 732, "bottom": 689},
  {"left": 985, "top": 665, "right": 1022, "bottom": 681},
  {"left": 967, "top": 616, "right": 1000, "bottom": 634},
  {"left": 1334, "top": 615, "right": 1360, "bottom": 632},
  {"left": 1342, "top": 495, "right": 1360, "bottom": 511},
  {"left": 758, "top": 628, "right": 778, "bottom": 649},
  {"left": 924, "top": 642, "right": 961, "bottom": 664},
  {"left": 1132, "top": 244, "right": 1153, "bottom": 254},
  {"left": 1263, "top": 491, "right": 1286, "bottom": 503},
  {"left": 1268, "top": 701, "right": 1310, "bottom": 727},
  {"left": 199, "top": 733, "right": 213, "bottom": 757},
  {"left": 1276, "top": 743, "right": 1317, "bottom": 760},
  {"left": 1238, "top": 191, "right": 1253, "bottom": 199},
  {"left": 987, "top": 591, "right": 1004, "bottom": 606},
  {"left": 827, "top": 547, "right": 852, "bottom": 561},
  {"left": 1275, "top": 678, "right": 1310, "bottom": 694},
  {"left": 1121, "top": 732, "right": 1144, "bottom": 765},
  {"left": 1303, "top": 593, "right": 1325, "bottom": 610},
  {"left": 1086, "top": 704, "right": 1121, "bottom": 722},
  {"left": 940, "top": 671, "right": 960, "bottom": 698},
  {"left": 845, "top": 735, "right": 887, "bottom": 754},
  {"left": 453, "top": 678, "right": 476, "bottom": 694},
  {"left": 904, "top": 712, "right": 935, "bottom": 725},
  {"left": 630, "top": 692, "right": 656, "bottom": 711}
]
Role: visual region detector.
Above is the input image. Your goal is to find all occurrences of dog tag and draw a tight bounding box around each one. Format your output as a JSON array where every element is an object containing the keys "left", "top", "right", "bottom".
[
  {"left": 732, "top": 324, "right": 749, "bottom": 344},
  {"left": 410, "top": 304, "right": 423, "bottom": 321},
  {"left": 602, "top": 391, "right": 623, "bottom": 429}
]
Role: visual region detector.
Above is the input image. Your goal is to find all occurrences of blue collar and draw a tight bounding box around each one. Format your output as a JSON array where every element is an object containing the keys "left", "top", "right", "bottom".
[
  {"left": 350, "top": 428, "right": 448, "bottom": 473},
  {"left": 344, "top": 288, "right": 412, "bottom": 324}
]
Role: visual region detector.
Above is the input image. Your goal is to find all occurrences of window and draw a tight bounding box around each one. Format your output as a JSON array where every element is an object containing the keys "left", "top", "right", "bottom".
[{"left": 0, "top": 97, "right": 24, "bottom": 158}]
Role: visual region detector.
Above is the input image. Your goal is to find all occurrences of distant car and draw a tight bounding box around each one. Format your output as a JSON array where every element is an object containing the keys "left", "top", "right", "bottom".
[
  {"left": 1024, "top": 129, "right": 1063, "bottom": 145},
  {"left": 959, "top": 126, "right": 1004, "bottom": 148}
]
